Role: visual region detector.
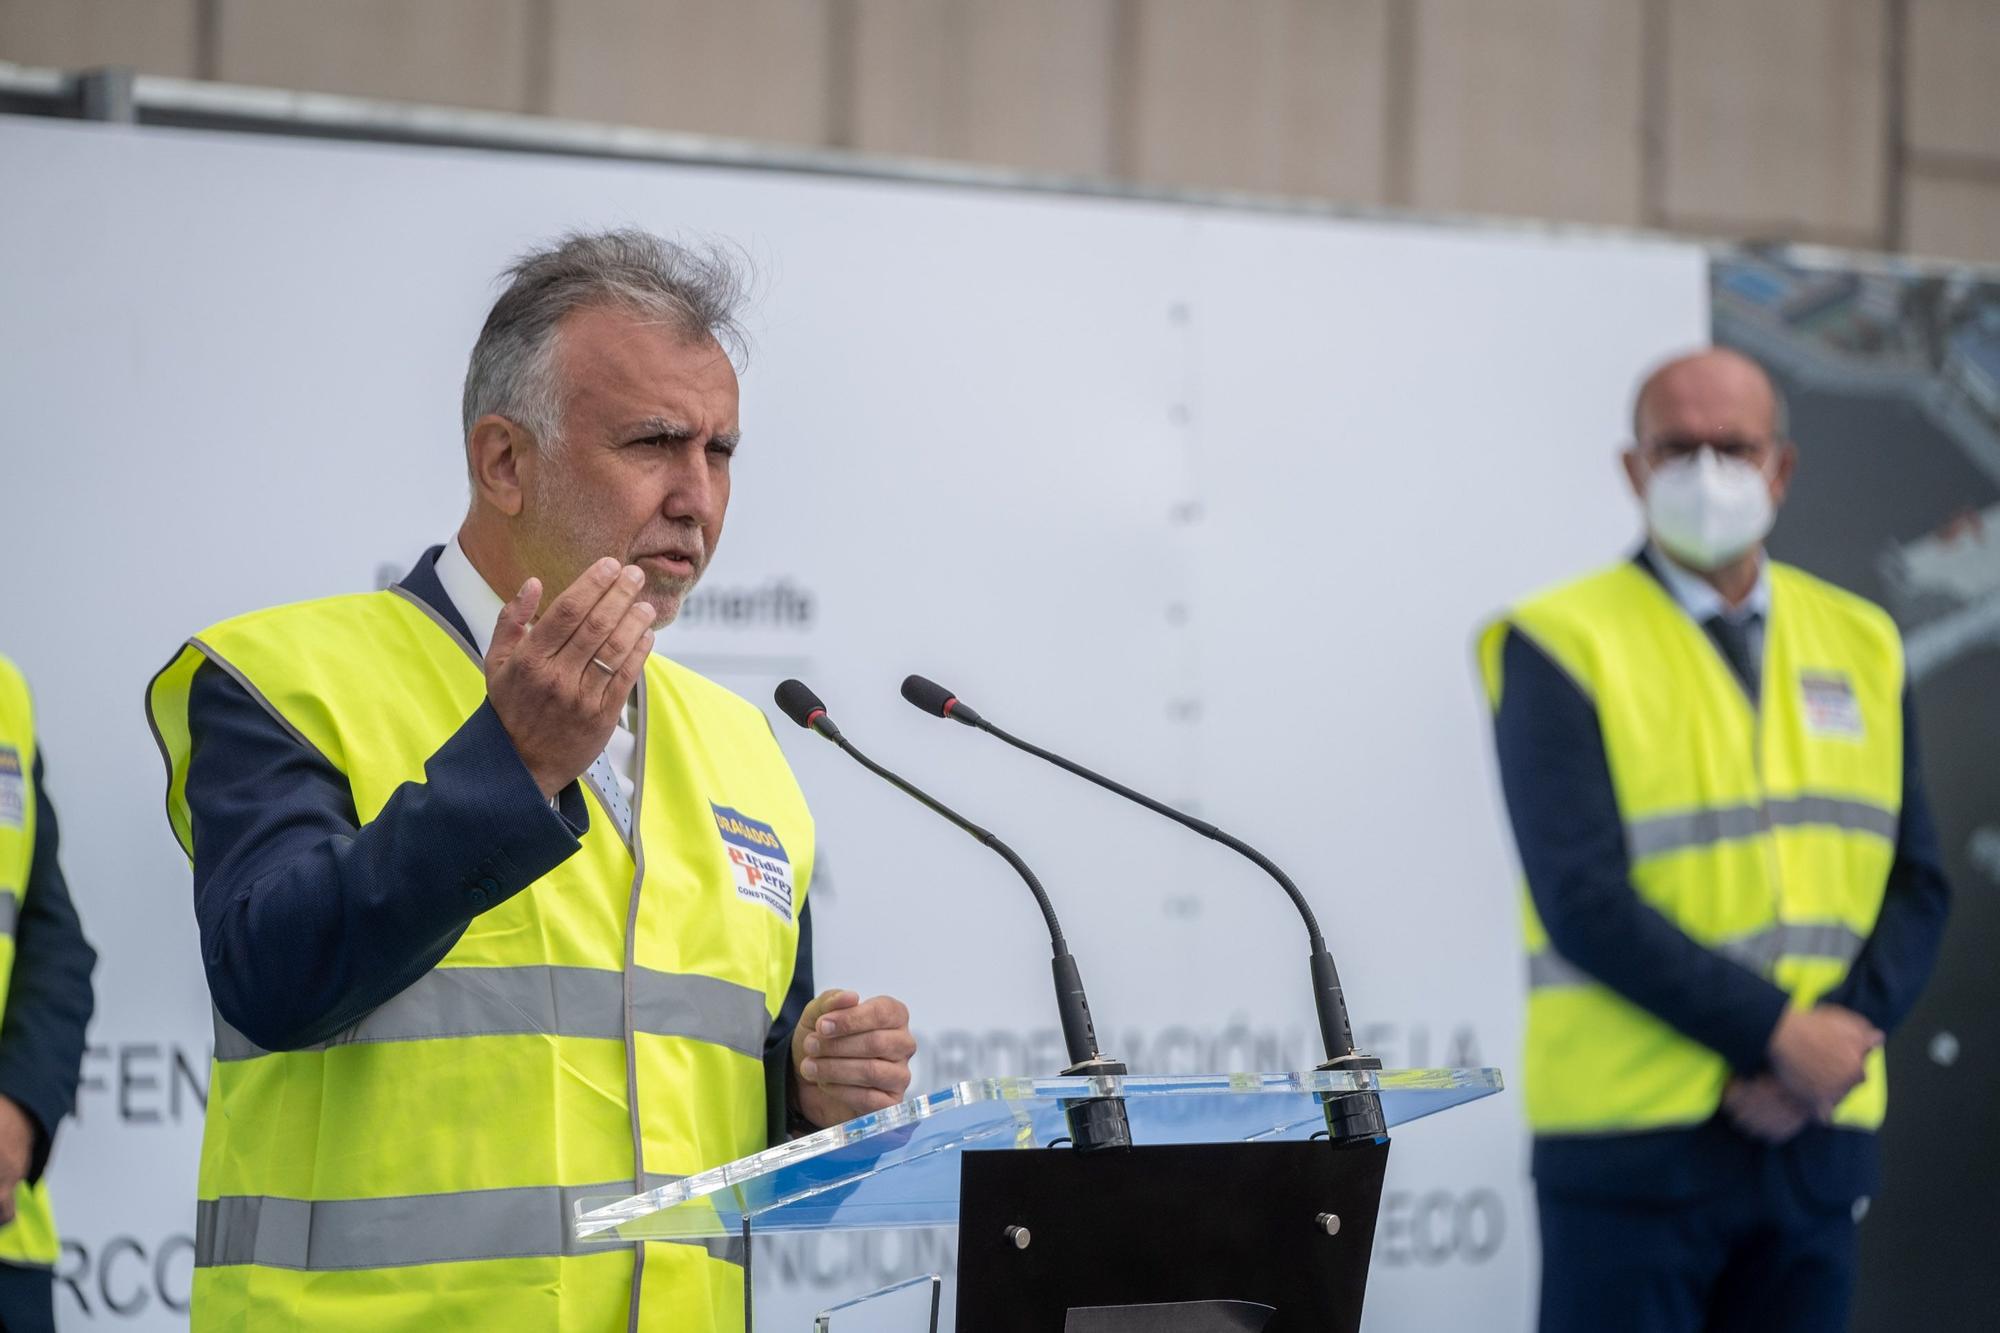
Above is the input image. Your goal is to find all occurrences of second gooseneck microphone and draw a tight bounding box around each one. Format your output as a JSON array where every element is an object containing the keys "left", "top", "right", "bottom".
[
  {"left": 773, "top": 679, "right": 1131, "bottom": 1152},
  {"left": 900, "top": 673, "right": 1386, "bottom": 1145}
]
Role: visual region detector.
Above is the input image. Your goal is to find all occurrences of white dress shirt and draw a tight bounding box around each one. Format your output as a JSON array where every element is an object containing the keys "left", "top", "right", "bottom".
[
  {"left": 433, "top": 537, "right": 639, "bottom": 806},
  {"left": 1646, "top": 540, "right": 1772, "bottom": 680}
]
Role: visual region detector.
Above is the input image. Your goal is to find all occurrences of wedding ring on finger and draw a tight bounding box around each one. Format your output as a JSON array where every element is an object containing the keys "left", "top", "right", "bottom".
[{"left": 589, "top": 656, "right": 618, "bottom": 675}]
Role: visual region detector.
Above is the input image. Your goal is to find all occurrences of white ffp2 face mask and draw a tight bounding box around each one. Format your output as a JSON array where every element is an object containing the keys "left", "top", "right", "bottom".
[{"left": 1642, "top": 449, "right": 1775, "bottom": 570}]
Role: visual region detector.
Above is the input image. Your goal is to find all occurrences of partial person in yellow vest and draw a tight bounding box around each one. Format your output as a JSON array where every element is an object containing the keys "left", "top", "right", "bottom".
[
  {"left": 145, "top": 230, "right": 916, "bottom": 1331},
  {"left": 0, "top": 654, "right": 99, "bottom": 1333},
  {"left": 1478, "top": 348, "right": 1952, "bottom": 1333}
]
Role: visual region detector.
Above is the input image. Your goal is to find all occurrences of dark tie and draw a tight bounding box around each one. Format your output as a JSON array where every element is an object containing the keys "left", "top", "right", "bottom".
[{"left": 1704, "top": 613, "right": 1761, "bottom": 703}]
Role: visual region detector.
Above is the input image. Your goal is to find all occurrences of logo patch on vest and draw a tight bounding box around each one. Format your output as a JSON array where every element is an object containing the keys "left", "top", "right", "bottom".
[
  {"left": 1800, "top": 671, "right": 1864, "bottom": 739},
  {"left": 0, "top": 747, "right": 22, "bottom": 829},
  {"left": 711, "top": 803, "right": 794, "bottom": 923}
]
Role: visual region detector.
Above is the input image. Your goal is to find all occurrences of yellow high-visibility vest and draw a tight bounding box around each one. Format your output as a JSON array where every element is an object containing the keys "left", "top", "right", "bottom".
[
  {"left": 1479, "top": 561, "right": 1902, "bottom": 1135},
  {"left": 147, "top": 587, "right": 812, "bottom": 1329},
  {"left": 0, "top": 655, "right": 63, "bottom": 1268}
]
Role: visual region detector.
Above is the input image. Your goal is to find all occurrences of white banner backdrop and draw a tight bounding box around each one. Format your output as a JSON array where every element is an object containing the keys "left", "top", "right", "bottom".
[{"left": 0, "top": 115, "right": 1706, "bottom": 1330}]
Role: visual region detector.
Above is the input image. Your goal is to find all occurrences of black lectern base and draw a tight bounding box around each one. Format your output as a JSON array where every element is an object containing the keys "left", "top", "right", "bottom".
[{"left": 956, "top": 1138, "right": 1391, "bottom": 1333}]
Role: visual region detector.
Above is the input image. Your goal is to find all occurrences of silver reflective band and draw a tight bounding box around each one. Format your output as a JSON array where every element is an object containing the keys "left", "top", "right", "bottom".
[
  {"left": 1529, "top": 921, "right": 1867, "bottom": 991},
  {"left": 1526, "top": 951, "right": 1590, "bottom": 990},
  {"left": 1714, "top": 922, "right": 1868, "bottom": 976},
  {"left": 1625, "top": 795, "right": 1897, "bottom": 860},
  {"left": 195, "top": 1179, "right": 744, "bottom": 1270},
  {"left": 0, "top": 895, "right": 16, "bottom": 939},
  {"left": 1766, "top": 796, "right": 1899, "bottom": 842},
  {"left": 1624, "top": 806, "right": 1764, "bottom": 858},
  {"left": 213, "top": 964, "right": 771, "bottom": 1062}
]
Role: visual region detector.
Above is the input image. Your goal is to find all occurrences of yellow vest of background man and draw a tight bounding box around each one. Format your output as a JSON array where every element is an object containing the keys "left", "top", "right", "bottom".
[
  {"left": 148, "top": 589, "right": 812, "bottom": 1330},
  {"left": 0, "top": 656, "right": 61, "bottom": 1270},
  {"left": 1478, "top": 560, "right": 1902, "bottom": 1136}
]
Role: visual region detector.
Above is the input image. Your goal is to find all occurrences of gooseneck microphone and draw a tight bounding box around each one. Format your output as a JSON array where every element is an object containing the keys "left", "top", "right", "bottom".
[
  {"left": 773, "top": 679, "right": 1131, "bottom": 1152},
  {"left": 900, "top": 673, "right": 1386, "bottom": 1144}
]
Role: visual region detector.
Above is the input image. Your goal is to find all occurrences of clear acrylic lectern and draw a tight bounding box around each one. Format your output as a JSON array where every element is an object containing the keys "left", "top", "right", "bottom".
[{"left": 574, "top": 1067, "right": 1500, "bottom": 1331}]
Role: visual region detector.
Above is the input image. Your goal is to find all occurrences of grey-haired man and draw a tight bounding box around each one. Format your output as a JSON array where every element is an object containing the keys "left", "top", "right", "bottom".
[{"left": 148, "top": 230, "right": 913, "bottom": 1330}]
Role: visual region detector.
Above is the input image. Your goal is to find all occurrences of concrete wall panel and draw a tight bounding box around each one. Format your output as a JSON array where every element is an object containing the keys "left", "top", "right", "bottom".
[
  {"left": 1906, "top": 173, "right": 2000, "bottom": 264},
  {"left": 1907, "top": 0, "right": 2000, "bottom": 161},
  {"left": 547, "top": 0, "right": 830, "bottom": 142},
  {"left": 0, "top": 0, "right": 199, "bottom": 78},
  {"left": 213, "top": 0, "right": 533, "bottom": 112},
  {"left": 849, "top": 0, "right": 1119, "bottom": 177},
  {"left": 1125, "top": 0, "right": 1390, "bottom": 203},
  {"left": 1410, "top": 0, "right": 1644, "bottom": 226},
  {"left": 1662, "top": 0, "right": 1888, "bottom": 243}
]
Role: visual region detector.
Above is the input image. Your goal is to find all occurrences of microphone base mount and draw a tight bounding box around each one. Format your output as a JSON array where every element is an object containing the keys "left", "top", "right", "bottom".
[
  {"left": 1315, "top": 1051, "right": 1388, "bottom": 1146},
  {"left": 1059, "top": 1057, "right": 1132, "bottom": 1154}
]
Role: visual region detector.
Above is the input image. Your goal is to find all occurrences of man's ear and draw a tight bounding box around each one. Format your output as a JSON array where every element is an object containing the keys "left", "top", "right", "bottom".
[
  {"left": 1619, "top": 445, "right": 1648, "bottom": 502},
  {"left": 467, "top": 415, "right": 533, "bottom": 517},
  {"left": 1769, "top": 440, "right": 1799, "bottom": 508}
]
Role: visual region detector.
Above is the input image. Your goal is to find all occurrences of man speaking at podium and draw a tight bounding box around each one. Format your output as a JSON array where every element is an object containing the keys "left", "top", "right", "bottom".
[
  {"left": 146, "top": 230, "right": 915, "bottom": 1330},
  {"left": 1481, "top": 349, "right": 1950, "bottom": 1332}
]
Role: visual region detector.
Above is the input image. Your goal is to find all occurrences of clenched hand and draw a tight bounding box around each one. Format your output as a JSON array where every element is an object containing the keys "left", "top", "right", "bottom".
[
  {"left": 1766, "top": 1004, "right": 1881, "bottom": 1119},
  {"left": 1721, "top": 1075, "right": 1813, "bottom": 1144},
  {"left": 792, "top": 989, "right": 917, "bottom": 1128},
  {"left": 0, "top": 1095, "right": 35, "bottom": 1226}
]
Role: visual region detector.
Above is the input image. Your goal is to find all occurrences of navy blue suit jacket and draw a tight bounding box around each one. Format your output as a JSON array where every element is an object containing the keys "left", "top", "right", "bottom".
[
  {"left": 0, "top": 749, "right": 96, "bottom": 1192},
  {"left": 1491, "top": 556, "right": 1950, "bottom": 1207},
  {"left": 181, "top": 548, "right": 814, "bottom": 1144}
]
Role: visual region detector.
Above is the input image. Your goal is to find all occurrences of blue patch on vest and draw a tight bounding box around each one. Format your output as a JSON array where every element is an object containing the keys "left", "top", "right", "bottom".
[{"left": 710, "top": 803, "right": 793, "bottom": 922}]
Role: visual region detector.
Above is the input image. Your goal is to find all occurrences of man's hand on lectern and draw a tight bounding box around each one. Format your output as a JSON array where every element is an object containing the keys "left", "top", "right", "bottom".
[
  {"left": 487, "top": 558, "right": 656, "bottom": 798},
  {"left": 793, "top": 989, "right": 917, "bottom": 1127}
]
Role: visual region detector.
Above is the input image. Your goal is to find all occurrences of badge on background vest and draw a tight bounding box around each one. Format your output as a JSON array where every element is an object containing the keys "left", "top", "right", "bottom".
[
  {"left": 0, "top": 746, "right": 23, "bottom": 828},
  {"left": 1800, "top": 670, "right": 1865, "bottom": 739},
  {"left": 711, "top": 803, "right": 795, "bottom": 923}
]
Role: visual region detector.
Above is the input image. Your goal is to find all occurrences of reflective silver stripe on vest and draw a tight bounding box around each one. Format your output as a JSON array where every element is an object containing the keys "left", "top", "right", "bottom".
[
  {"left": 1529, "top": 921, "right": 1868, "bottom": 991},
  {"left": 0, "top": 895, "right": 17, "bottom": 940},
  {"left": 1526, "top": 951, "right": 1591, "bottom": 990},
  {"left": 1766, "top": 796, "right": 1899, "bottom": 842},
  {"left": 213, "top": 964, "right": 770, "bottom": 1062},
  {"left": 1714, "top": 922, "right": 1869, "bottom": 976},
  {"left": 195, "top": 1178, "right": 745, "bottom": 1271},
  {"left": 1625, "top": 795, "right": 1897, "bottom": 860}
]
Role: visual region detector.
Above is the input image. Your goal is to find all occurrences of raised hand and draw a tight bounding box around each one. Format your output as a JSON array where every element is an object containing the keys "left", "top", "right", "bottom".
[{"left": 486, "top": 557, "right": 655, "bottom": 798}]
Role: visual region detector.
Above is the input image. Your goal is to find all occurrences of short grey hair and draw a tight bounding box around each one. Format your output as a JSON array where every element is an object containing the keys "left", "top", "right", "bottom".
[{"left": 461, "top": 228, "right": 750, "bottom": 450}]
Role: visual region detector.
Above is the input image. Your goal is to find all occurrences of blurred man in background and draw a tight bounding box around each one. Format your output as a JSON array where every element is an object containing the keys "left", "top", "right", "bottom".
[
  {"left": 0, "top": 653, "right": 97, "bottom": 1333},
  {"left": 145, "top": 230, "right": 913, "bottom": 1330},
  {"left": 1479, "top": 348, "right": 1951, "bottom": 1332}
]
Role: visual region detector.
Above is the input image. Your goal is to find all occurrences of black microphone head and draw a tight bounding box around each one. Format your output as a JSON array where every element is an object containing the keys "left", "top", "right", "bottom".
[
  {"left": 902, "top": 674, "right": 983, "bottom": 726},
  {"left": 900, "top": 674, "right": 956, "bottom": 717},
  {"left": 774, "top": 679, "right": 830, "bottom": 731}
]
